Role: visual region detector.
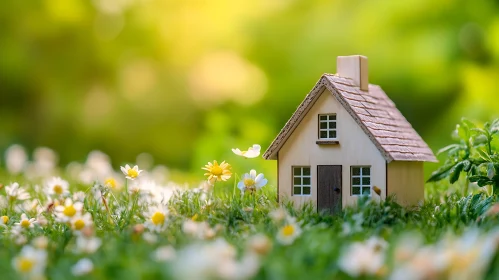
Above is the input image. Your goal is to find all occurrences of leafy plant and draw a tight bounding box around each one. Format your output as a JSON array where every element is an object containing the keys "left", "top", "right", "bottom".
[{"left": 428, "top": 118, "right": 499, "bottom": 195}]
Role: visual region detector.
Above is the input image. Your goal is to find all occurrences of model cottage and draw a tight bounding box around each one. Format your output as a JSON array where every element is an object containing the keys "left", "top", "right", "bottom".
[{"left": 263, "top": 55, "right": 437, "bottom": 213}]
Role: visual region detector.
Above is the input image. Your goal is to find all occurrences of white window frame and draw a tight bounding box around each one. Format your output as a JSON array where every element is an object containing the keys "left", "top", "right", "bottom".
[
  {"left": 318, "top": 114, "right": 337, "bottom": 140},
  {"left": 292, "top": 166, "right": 311, "bottom": 196},
  {"left": 351, "top": 166, "right": 371, "bottom": 196}
]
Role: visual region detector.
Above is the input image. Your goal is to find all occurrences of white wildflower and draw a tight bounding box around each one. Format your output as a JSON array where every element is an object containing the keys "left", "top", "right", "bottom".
[
  {"left": 71, "top": 258, "right": 94, "bottom": 276},
  {"left": 231, "top": 144, "right": 261, "bottom": 158}
]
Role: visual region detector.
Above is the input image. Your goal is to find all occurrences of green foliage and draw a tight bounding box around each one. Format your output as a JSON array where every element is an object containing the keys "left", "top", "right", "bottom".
[{"left": 428, "top": 118, "right": 499, "bottom": 195}]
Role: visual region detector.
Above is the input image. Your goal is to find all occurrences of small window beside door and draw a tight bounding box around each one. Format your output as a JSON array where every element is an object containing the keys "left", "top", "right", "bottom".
[
  {"left": 292, "top": 166, "right": 311, "bottom": 196},
  {"left": 351, "top": 166, "right": 371, "bottom": 196},
  {"left": 318, "top": 114, "right": 337, "bottom": 139}
]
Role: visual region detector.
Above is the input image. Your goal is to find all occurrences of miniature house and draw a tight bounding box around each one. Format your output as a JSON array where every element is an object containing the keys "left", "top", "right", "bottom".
[{"left": 263, "top": 55, "right": 437, "bottom": 212}]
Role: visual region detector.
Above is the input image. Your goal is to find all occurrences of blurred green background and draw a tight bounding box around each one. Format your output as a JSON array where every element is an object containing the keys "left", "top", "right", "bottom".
[{"left": 1, "top": 0, "right": 499, "bottom": 181}]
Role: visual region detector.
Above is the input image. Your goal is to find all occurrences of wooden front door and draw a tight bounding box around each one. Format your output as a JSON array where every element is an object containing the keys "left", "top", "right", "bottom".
[{"left": 317, "top": 165, "right": 342, "bottom": 214}]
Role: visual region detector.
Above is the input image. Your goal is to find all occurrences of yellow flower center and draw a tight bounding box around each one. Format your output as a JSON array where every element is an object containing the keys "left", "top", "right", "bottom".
[
  {"left": 244, "top": 178, "right": 255, "bottom": 187},
  {"left": 21, "top": 220, "right": 30, "bottom": 228},
  {"left": 53, "top": 185, "right": 63, "bottom": 194},
  {"left": 211, "top": 166, "right": 223, "bottom": 176},
  {"left": 1, "top": 216, "right": 8, "bottom": 224},
  {"left": 282, "top": 225, "right": 295, "bottom": 237},
  {"left": 151, "top": 212, "right": 165, "bottom": 225},
  {"left": 63, "top": 205, "right": 77, "bottom": 217},
  {"left": 127, "top": 169, "right": 138, "bottom": 178},
  {"left": 74, "top": 219, "right": 85, "bottom": 230},
  {"left": 105, "top": 178, "right": 117, "bottom": 189},
  {"left": 17, "top": 257, "right": 34, "bottom": 273}
]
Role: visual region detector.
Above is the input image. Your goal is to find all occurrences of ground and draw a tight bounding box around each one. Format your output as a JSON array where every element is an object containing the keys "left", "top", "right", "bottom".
[{"left": 1, "top": 154, "right": 499, "bottom": 280}]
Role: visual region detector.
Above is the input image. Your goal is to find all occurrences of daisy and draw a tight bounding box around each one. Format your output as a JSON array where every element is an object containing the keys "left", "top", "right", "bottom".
[
  {"left": 75, "top": 235, "right": 102, "bottom": 254},
  {"left": 32, "top": 236, "right": 49, "bottom": 249},
  {"left": 247, "top": 234, "right": 273, "bottom": 256},
  {"left": 120, "top": 164, "right": 143, "bottom": 180},
  {"left": 104, "top": 177, "right": 120, "bottom": 191},
  {"left": 152, "top": 245, "right": 176, "bottom": 262},
  {"left": 70, "top": 213, "right": 93, "bottom": 232},
  {"left": 14, "top": 213, "right": 37, "bottom": 231},
  {"left": 144, "top": 205, "right": 169, "bottom": 232},
  {"left": 44, "top": 177, "right": 69, "bottom": 196},
  {"left": 71, "top": 258, "right": 94, "bottom": 276},
  {"left": 237, "top": 169, "right": 268, "bottom": 193},
  {"left": 1, "top": 215, "right": 9, "bottom": 227},
  {"left": 339, "top": 238, "right": 386, "bottom": 277},
  {"left": 202, "top": 160, "right": 232, "bottom": 184},
  {"left": 73, "top": 191, "right": 86, "bottom": 202},
  {"left": 276, "top": 219, "right": 302, "bottom": 245},
  {"left": 232, "top": 144, "right": 261, "bottom": 158},
  {"left": 5, "top": 182, "right": 30, "bottom": 202},
  {"left": 12, "top": 245, "right": 47, "bottom": 278},
  {"left": 14, "top": 199, "right": 41, "bottom": 214},
  {"left": 55, "top": 198, "right": 83, "bottom": 222}
]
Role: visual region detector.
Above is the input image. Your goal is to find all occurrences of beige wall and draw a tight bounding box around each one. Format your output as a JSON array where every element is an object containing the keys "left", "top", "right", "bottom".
[
  {"left": 278, "top": 88, "right": 386, "bottom": 208},
  {"left": 387, "top": 161, "right": 424, "bottom": 206}
]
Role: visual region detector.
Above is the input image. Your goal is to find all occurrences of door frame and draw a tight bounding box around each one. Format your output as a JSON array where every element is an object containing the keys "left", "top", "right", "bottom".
[{"left": 317, "top": 165, "right": 342, "bottom": 214}]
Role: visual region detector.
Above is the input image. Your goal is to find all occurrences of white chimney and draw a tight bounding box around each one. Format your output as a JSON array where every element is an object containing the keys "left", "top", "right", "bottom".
[{"left": 336, "top": 55, "right": 368, "bottom": 91}]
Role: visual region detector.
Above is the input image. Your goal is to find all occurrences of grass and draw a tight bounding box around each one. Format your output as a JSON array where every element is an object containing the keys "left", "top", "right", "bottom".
[{"left": 1, "top": 170, "right": 499, "bottom": 279}]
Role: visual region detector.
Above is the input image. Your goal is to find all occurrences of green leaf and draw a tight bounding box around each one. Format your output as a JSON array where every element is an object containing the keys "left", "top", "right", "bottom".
[
  {"left": 437, "top": 144, "right": 462, "bottom": 155},
  {"left": 456, "top": 124, "right": 468, "bottom": 141},
  {"left": 476, "top": 148, "right": 492, "bottom": 162},
  {"left": 469, "top": 175, "right": 487, "bottom": 182},
  {"left": 461, "top": 118, "right": 476, "bottom": 129},
  {"left": 462, "top": 160, "right": 472, "bottom": 172},
  {"left": 477, "top": 178, "right": 492, "bottom": 187},
  {"left": 427, "top": 163, "right": 457, "bottom": 182},
  {"left": 449, "top": 161, "right": 465, "bottom": 184},
  {"left": 472, "top": 135, "right": 488, "bottom": 146}
]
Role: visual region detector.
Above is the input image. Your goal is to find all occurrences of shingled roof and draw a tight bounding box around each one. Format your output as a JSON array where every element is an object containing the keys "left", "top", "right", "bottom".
[{"left": 262, "top": 74, "right": 437, "bottom": 162}]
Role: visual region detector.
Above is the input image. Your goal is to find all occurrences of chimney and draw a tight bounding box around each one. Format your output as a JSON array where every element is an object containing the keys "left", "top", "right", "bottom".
[{"left": 336, "top": 55, "right": 368, "bottom": 91}]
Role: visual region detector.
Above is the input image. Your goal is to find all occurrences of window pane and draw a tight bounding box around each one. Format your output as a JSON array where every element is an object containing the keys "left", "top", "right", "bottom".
[
  {"left": 303, "top": 187, "right": 311, "bottom": 195},
  {"left": 294, "top": 187, "right": 301, "bottom": 195},
  {"left": 302, "top": 177, "right": 310, "bottom": 186},
  {"left": 330, "top": 115, "right": 336, "bottom": 120},
  {"left": 320, "top": 131, "right": 328, "bottom": 138},
  {"left": 352, "top": 177, "right": 360, "bottom": 185},
  {"left": 293, "top": 167, "right": 301, "bottom": 176},
  {"left": 352, "top": 187, "right": 360, "bottom": 195},
  {"left": 362, "top": 177, "right": 370, "bottom": 185},
  {"left": 329, "top": 131, "right": 336, "bottom": 138},
  {"left": 294, "top": 177, "right": 301, "bottom": 185},
  {"left": 362, "top": 188, "right": 371, "bottom": 195},
  {"left": 303, "top": 168, "right": 311, "bottom": 176},
  {"left": 352, "top": 168, "right": 360, "bottom": 176},
  {"left": 362, "top": 168, "right": 370, "bottom": 175},
  {"left": 319, "top": 115, "right": 327, "bottom": 121},
  {"left": 320, "top": 122, "right": 327, "bottom": 129},
  {"left": 329, "top": 122, "right": 336, "bottom": 129}
]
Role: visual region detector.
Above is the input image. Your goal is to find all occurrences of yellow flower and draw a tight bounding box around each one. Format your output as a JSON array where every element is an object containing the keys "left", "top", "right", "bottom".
[
  {"left": 13, "top": 245, "right": 47, "bottom": 277},
  {"left": 120, "top": 164, "right": 143, "bottom": 180},
  {"left": 1, "top": 215, "right": 8, "bottom": 224},
  {"left": 144, "top": 206, "right": 169, "bottom": 232},
  {"left": 104, "top": 177, "right": 118, "bottom": 190},
  {"left": 202, "top": 160, "right": 232, "bottom": 184},
  {"left": 276, "top": 220, "right": 302, "bottom": 245},
  {"left": 70, "top": 213, "right": 93, "bottom": 231}
]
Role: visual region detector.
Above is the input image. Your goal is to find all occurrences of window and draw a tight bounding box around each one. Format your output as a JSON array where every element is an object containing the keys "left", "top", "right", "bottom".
[
  {"left": 293, "top": 167, "right": 311, "bottom": 195},
  {"left": 318, "top": 114, "right": 337, "bottom": 139},
  {"left": 351, "top": 166, "right": 371, "bottom": 196}
]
